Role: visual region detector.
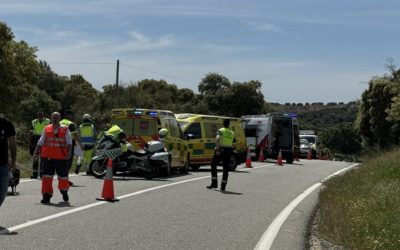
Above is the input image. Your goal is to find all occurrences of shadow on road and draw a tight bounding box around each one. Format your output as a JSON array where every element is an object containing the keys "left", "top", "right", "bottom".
[
  {"left": 0, "top": 227, "right": 18, "bottom": 235},
  {"left": 38, "top": 201, "right": 73, "bottom": 207},
  {"left": 220, "top": 190, "right": 243, "bottom": 195}
]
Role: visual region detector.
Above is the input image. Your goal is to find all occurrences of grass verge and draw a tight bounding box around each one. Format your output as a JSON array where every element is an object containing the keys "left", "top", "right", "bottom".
[{"left": 318, "top": 148, "right": 400, "bottom": 249}]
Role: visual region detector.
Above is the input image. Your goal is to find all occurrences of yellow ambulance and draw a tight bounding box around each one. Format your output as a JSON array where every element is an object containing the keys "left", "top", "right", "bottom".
[
  {"left": 176, "top": 114, "right": 247, "bottom": 171},
  {"left": 111, "top": 108, "right": 190, "bottom": 174}
]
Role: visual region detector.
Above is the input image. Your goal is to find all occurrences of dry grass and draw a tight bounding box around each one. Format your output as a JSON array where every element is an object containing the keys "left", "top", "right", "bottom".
[
  {"left": 318, "top": 148, "right": 400, "bottom": 249},
  {"left": 16, "top": 146, "right": 79, "bottom": 178}
]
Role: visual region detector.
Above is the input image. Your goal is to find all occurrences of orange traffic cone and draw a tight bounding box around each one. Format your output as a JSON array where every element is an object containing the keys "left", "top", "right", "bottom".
[
  {"left": 276, "top": 149, "right": 283, "bottom": 166},
  {"left": 245, "top": 147, "right": 252, "bottom": 168},
  {"left": 307, "top": 148, "right": 312, "bottom": 160},
  {"left": 258, "top": 147, "right": 265, "bottom": 162},
  {"left": 96, "top": 159, "right": 119, "bottom": 202}
]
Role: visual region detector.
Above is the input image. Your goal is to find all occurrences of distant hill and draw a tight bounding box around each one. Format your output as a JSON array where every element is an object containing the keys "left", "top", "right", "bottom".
[{"left": 269, "top": 101, "right": 358, "bottom": 133}]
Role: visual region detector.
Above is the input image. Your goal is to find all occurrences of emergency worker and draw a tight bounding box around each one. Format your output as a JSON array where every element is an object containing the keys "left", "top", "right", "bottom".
[
  {"left": 158, "top": 128, "right": 168, "bottom": 143},
  {"left": 106, "top": 124, "right": 124, "bottom": 139},
  {"left": 33, "top": 112, "right": 72, "bottom": 204},
  {"left": 60, "top": 110, "right": 83, "bottom": 186},
  {"left": 30, "top": 109, "right": 50, "bottom": 178},
  {"left": 75, "top": 114, "right": 97, "bottom": 175},
  {"left": 207, "top": 119, "right": 235, "bottom": 192},
  {"left": 105, "top": 126, "right": 134, "bottom": 159}
]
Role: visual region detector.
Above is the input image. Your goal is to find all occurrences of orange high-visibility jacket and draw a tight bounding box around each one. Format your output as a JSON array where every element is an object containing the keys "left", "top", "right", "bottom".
[{"left": 41, "top": 125, "right": 69, "bottom": 160}]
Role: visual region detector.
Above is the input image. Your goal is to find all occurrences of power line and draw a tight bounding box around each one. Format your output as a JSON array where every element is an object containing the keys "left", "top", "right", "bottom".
[
  {"left": 120, "top": 63, "right": 197, "bottom": 85},
  {"left": 47, "top": 61, "right": 114, "bottom": 65},
  {"left": 46, "top": 60, "right": 197, "bottom": 85}
]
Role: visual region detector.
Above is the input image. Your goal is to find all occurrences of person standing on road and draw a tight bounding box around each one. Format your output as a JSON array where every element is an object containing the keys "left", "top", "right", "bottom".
[
  {"left": 60, "top": 110, "right": 83, "bottom": 186},
  {"left": 0, "top": 112, "right": 17, "bottom": 207},
  {"left": 75, "top": 114, "right": 97, "bottom": 175},
  {"left": 207, "top": 119, "right": 235, "bottom": 192},
  {"left": 29, "top": 109, "right": 50, "bottom": 179},
  {"left": 33, "top": 112, "right": 72, "bottom": 204}
]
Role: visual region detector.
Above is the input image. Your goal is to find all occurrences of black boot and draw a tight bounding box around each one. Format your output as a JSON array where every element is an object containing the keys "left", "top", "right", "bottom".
[
  {"left": 60, "top": 190, "right": 69, "bottom": 202},
  {"left": 207, "top": 180, "right": 218, "bottom": 189},
  {"left": 220, "top": 183, "right": 226, "bottom": 192},
  {"left": 40, "top": 193, "right": 52, "bottom": 204},
  {"left": 74, "top": 164, "right": 81, "bottom": 174}
]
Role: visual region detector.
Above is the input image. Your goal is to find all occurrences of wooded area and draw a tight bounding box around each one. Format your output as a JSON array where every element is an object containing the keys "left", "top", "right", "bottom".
[{"left": 2, "top": 21, "right": 400, "bottom": 156}]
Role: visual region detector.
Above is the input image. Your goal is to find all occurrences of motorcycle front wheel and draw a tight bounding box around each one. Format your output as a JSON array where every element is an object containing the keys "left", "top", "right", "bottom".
[
  {"left": 90, "top": 159, "right": 107, "bottom": 179},
  {"left": 142, "top": 163, "right": 159, "bottom": 179}
]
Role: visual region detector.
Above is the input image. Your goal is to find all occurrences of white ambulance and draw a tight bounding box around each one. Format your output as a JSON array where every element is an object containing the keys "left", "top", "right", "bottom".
[{"left": 241, "top": 113, "right": 300, "bottom": 164}]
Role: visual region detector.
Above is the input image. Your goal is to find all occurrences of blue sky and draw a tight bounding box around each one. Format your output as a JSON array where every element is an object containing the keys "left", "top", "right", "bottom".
[{"left": 2, "top": 0, "right": 400, "bottom": 103}]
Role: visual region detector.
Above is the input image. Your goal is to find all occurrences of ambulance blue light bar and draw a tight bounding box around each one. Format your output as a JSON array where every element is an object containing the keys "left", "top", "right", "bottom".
[
  {"left": 148, "top": 111, "right": 158, "bottom": 116},
  {"left": 289, "top": 112, "right": 297, "bottom": 118}
]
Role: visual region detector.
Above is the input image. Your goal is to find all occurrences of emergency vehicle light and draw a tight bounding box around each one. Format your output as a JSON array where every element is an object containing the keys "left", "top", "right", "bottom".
[
  {"left": 134, "top": 111, "right": 143, "bottom": 115},
  {"left": 148, "top": 111, "right": 158, "bottom": 116}
]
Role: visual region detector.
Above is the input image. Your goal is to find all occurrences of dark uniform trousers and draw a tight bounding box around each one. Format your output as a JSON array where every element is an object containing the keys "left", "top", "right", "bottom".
[
  {"left": 42, "top": 159, "right": 69, "bottom": 178},
  {"left": 30, "top": 135, "right": 41, "bottom": 178},
  {"left": 210, "top": 147, "right": 233, "bottom": 188}
]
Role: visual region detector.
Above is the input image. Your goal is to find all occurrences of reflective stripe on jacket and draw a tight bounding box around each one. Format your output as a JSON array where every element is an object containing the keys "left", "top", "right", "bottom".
[
  {"left": 41, "top": 125, "right": 69, "bottom": 160},
  {"left": 79, "top": 124, "right": 96, "bottom": 145},
  {"left": 219, "top": 127, "right": 235, "bottom": 147},
  {"left": 32, "top": 118, "right": 50, "bottom": 135}
]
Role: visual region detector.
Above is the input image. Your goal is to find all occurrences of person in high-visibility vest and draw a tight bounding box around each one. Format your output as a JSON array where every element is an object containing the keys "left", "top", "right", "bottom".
[
  {"left": 33, "top": 112, "right": 72, "bottom": 204},
  {"left": 29, "top": 109, "right": 50, "bottom": 178},
  {"left": 207, "top": 119, "right": 235, "bottom": 192},
  {"left": 75, "top": 114, "right": 97, "bottom": 175},
  {"left": 60, "top": 110, "right": 83, "bottom": 186},
  {"left": 106, "top": 124, "right": 124, "bottom": 139}
]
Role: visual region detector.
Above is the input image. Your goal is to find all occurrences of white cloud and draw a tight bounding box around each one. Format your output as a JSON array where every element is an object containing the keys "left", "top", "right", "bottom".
[
  {"left": 201, "top": 43, "right": 259, "bottom": 53},
  {"left": 246, "top": 21, "right": 285, "bottom": 34}
]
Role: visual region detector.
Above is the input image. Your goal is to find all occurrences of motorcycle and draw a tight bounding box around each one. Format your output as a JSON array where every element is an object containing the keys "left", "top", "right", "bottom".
[{"left": 89, "top": 134, "right": 170, "bottom": 179}]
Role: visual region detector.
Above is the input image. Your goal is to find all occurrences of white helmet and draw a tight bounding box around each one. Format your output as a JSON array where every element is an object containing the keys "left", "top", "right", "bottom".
[
  {"left": 83, "top": 114, "right": 91, "bottom": 119},
  {"left": 158, "top": 128, "right": 168, "bottom": 139}
]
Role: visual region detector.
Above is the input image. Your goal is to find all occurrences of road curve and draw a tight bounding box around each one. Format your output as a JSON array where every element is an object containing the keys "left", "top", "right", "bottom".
[{"left": 0, "top": 160, "right": 354, "bottom": 249}]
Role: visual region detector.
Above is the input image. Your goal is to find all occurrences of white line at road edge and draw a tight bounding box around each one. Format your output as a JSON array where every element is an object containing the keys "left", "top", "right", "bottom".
[
  {"left": 254, "top": 163, "right": 359, "bottom": 250},
  {"left": 0, "top": 164, "right": 274, "bottom": 235}
]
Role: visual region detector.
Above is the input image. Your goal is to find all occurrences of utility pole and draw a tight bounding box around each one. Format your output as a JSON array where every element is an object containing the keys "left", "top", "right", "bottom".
[
  {"left": 116, "top": 59, "right": 120, "bottom": 88},
  {"left": 115, "top": 59, "right": 120, "bottom": 107}
]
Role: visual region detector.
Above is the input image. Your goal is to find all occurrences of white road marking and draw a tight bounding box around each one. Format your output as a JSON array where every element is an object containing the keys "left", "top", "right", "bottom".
[
  {"left": 254, "top": 163, "right": 359, "bottom": 250},
  {"left": 0, "top": 163, "right": 274, "bottom": 235}
]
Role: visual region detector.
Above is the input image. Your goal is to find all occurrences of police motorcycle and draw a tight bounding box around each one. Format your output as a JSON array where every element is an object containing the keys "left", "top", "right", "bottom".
[{"left": 89, "top": 130, "right": 170, "bottom": 179}]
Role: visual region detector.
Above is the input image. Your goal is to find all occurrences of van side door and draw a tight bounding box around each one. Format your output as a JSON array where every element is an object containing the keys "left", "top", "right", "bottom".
[
  {"left": 163, "top": 118, "right": 186, "bottom": 167},
  {"left": 183, "top": 122, "right": 204, "bottom": 163},
  {"left": 203, "top": 122, "right": 222, "bottom": 161}
]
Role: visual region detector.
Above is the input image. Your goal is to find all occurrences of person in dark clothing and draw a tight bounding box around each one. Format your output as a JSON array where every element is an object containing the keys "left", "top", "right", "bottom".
[
  {"left": 0, "top": 113, "right": 17, "bottom": 207},
  {"left": 207, "top": 119, "right": 235, "bottom": 192}
]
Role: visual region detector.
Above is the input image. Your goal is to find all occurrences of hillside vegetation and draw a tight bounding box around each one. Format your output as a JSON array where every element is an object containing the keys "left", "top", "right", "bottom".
[{"left": 318, "top": 149, "right": 400, "bottom": 249}]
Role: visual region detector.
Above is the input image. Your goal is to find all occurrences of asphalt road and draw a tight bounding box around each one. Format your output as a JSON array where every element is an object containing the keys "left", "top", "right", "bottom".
[{"left": 0, "top": 159, "right": 355, "bottom": 250}]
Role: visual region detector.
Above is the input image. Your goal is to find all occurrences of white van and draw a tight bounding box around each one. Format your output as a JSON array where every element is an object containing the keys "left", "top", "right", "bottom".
[
  {"left": 241, "top": 113, "right": 300, "bottom": 164},
  {"left": 299, "top": 130, "right": 319, "bottom": 158}
]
